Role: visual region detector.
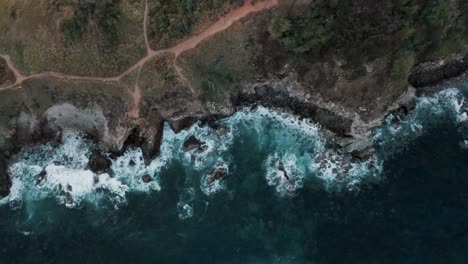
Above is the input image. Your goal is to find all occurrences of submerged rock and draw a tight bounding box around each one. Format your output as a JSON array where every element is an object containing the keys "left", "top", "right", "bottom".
[
  {"left": 209, "top": 123, "right": 230, "bottom": 137},
  {"left": 88, "top": 150, "right": 112, "bottom": 173},
  {"left": 183, "top": 135, "right": 204, "bottom": 152}
]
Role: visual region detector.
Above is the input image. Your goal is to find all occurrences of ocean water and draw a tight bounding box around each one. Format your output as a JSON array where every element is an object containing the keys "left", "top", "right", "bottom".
[{"left": 0, "top": 84, "right": 467, "bottom": 263}]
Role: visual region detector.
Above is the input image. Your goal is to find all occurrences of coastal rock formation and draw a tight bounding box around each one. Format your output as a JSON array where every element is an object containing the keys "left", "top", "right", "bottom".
[
  {"left": 0, "top": 155, "right": 11, "bottom": 197},
  {"left": 88, "top": 151, "right": 112, "bottom": 174},
  {"left": 183, "top": 136, "right": 205, "bottom": 152},
  {"left": 207, "top": 167, "right": 227, "bottom": 184},
  {"left": 409, "top": 52, "right": 468, "bottom": 88}
]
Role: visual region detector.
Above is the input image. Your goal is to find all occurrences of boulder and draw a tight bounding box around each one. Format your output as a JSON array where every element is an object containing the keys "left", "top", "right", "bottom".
[
  {"left": 183, "top": 135, "right": 204, "bottom": 152},
  {"left": 142, "top": 174, "right": 153, "bottom": 183},
  {"left": 88, "top": 150, "right": 112, "bottom": 173}
]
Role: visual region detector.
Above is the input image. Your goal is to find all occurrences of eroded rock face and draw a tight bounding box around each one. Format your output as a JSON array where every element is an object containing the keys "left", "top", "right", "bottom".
[{"left": 135, "top": 108, "right": 164, "bottom": 163}]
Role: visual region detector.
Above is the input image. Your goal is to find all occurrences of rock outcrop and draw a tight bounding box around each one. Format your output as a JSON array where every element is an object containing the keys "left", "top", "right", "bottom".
[
  {"left": 88, "top": 150, "right": 112, "bottom": 174},
  {"left": 409, "top": 52, "right": 468, "bottom": 88},
  {"left": 183, "top": 136, "right": 204, "bottom": 152},
  {"left": 0, "top": 155, "right": 11, "bottom": 197}
]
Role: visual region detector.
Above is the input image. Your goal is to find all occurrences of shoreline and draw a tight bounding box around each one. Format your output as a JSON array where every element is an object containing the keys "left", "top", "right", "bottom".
[{"left": 0, "top": 50, "right": 467, "bottom": 198}]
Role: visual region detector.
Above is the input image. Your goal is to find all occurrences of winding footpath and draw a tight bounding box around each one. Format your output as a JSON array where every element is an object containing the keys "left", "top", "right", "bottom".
[{"left": 0, "top": 0, "right": 279, "bottom": 116}]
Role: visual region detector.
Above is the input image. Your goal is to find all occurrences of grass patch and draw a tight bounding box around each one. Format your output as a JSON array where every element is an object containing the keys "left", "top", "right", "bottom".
[{"left": 0, "top": 0, "right": 146, "bottom": 76}]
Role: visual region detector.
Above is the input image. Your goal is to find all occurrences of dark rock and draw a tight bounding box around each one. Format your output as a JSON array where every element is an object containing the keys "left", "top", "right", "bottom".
[
  {"left": 254, "top": 85, "right": 270, "bottom": 97},
  {"left": 342, "top": 163, "right": 351, "bottom": 170},
  {"left": 66, "top": 184, "right": 72, "bottom": 192},
  {"left": 140, "top": 110, "right": 164, "bottom": 163},
  {"left": 277, "top": 161, "right": 290, "bottom": 180},
  {"left": 314, "top": 155, "right": 324, "bottom": 163},
  {"left": 183, "top": 135, "right": 204, "bottom": 152},
  {"left": 352, "top": 147, "right": 376, "bottom": 161},
  {"left": 88, "top": 150, "right": 112, "bottom": 173},
  {"left": 337, "top": 172, "right": 347, "bottom": 179},
  {"left": 0, "top": 155, "right": 11, "bottom": 197},
  {"left": 232, "top": 90, "right": 353, "bottom": 137},
  {"left": 368, "top": 164, "right": 378, "bottom": 172},
  {"left": 36, "top": 170, "right": 47, "bottom": 185},
  {"left": 207, "top": 167, "right": 227, "bottom": 184},
  {"left": 168, "top": 116, "right": 198, "bottom": 133},
  {"left": 129, "top": 160, "right": 136, "bottom": 167},
  {"left": 409, "top": 52, "right": 468, "bottom": 88},
  {"left": 461, "top": 120, "right": 468, "bottom": 129},
  {"left": 65, "top": 192, "right": 74, "bottom": 205},
  {"left": 141, "top": 174, "right": 153, "bottom": 183}
]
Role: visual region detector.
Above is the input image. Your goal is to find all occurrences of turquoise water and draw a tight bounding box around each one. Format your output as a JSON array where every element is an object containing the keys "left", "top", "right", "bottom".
[{"left": 0, "top": 86, "right": 467, "bottom": 263}]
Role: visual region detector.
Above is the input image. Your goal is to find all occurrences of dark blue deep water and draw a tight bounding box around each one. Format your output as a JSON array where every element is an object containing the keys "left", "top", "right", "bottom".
[{"left": 0, "top": 85, "right": 467, "bottom": 263}]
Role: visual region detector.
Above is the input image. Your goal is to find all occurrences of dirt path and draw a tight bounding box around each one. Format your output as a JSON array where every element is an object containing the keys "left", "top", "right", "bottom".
[{"left": 0, "top": 0, "right": 279, "bottom": 94}]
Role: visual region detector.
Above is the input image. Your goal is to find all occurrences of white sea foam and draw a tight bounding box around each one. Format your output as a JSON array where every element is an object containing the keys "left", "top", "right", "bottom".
[
  {"left": 177, "top": 203, "right": 193, "bottom": 220},
  {"left": 264, "top": 153, "right": 306, "bottom": 196},
  {"left": 310, "top": 149, "right": 383, "bottom": 189},
  {"left": 2, "top": 131, "right": 165, "bottom": 209},
  {"left": 374, "top": 88, "right": 467, "bottom": 157},
  {"left": 111, "top": 148, "right": 165, "bottom": 193},
  {"left": 177, "top": 187, "right": 195, "bottom": 220}
]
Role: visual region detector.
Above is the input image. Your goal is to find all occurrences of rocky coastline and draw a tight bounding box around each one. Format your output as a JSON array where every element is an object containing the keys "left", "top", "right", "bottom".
[{"left": 0, "top": 49, "right": 467, "bottom": 198}]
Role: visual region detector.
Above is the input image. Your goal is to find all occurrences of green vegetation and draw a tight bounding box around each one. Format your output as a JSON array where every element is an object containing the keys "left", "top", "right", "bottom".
[
  {"left": 424, "top": 0, "right": 450, "bottom": 27},
  {"left": 390, "top": 52, "right": 415, "bottom": 79},
  {"left": 268, "top": 0, "right": 461, "bottom": 60},
  {"left": 268, "top": 14, "right": 333, "bottom": 53},
  {"left": 0, "top": 58, "right": 15, "bottom": 86},
  {"left": 60, "top": 0, "right": 122, "bottom": 47},
  {"left": 148, "top": 0, "right": 241, "bottom": 48}
]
